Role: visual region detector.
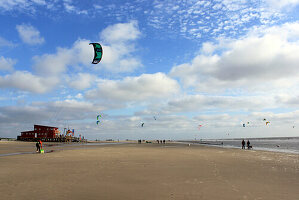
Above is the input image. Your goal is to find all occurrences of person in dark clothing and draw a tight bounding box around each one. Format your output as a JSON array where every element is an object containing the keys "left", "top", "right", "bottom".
[
  {"left": 247, "top": 140, "right": 252, "bottom": 149},
  {"left": 36, "top": 142, "right": 40, "bottom": 153},
  {"left": 163, "top": 140, "right": 165, "bottom": 144},
  {"left": 242, "top": 139, "right": 245, "bottom": 149}
]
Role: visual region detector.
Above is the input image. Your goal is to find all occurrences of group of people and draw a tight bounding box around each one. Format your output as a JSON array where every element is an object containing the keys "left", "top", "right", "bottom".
[
  {"left": 137, "top": 140, "right": 166, "bottom": 144},
  {"left": 242, "top": 139, "right": 252, "bottom": 149},
  {"left": 35, "top": 140, "right": 43, "bottom": 153},
  {"left": 157, "top": 140, "right": 166, "bottom": 144}
]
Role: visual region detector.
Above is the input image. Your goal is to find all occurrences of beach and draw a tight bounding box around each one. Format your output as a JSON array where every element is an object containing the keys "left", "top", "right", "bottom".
[{"left": 1, "top": 141, "right": 299, "bottom": 200}]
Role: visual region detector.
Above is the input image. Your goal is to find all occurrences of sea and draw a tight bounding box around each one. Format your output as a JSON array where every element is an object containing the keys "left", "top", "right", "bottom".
[{"left": 182, "top": 137, "right": 299, "bottom": 154}]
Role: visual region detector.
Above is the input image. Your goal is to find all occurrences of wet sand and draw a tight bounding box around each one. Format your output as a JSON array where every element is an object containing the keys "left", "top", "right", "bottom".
[{"left": 1, "top": 141, "right": 299, "bottom": 200}]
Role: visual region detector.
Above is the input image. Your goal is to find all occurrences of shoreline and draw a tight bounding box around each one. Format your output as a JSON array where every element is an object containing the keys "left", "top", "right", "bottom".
[{"left": 1, "top": 140, "right": 299, "bottom": 157}]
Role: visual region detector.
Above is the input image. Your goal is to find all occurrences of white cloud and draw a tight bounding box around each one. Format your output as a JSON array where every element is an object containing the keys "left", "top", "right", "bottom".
[
  {"left": 85, "top": 73, "right": 180, "bottom": 102},
  {"left": 275, "top": 94, "right": 299, "bottom": 107},
  {"left": 0, "top": 56, "right": 16, "bottom": 71},
  {"left": 0, "top": 0, "right": 64, "bottom": 13},
  {"left": 100, "top": 20, "right": 141, "bottom": 43},
  {"left": 166, "top": 94, "right": 274, "bottom": 113},
  {"left": 33, "top": 22, "right": 142, "bottom": 74},
  {"left": 16, "top": 24, "right": 45, "bottom": 45},
  {"left": 265, "top": 0, "right": 299, "bottom": 8},
  {"left": 67, "top": 73, "right": 96, "bottom": 90},
  {"left": 0, "top": 71, "right": 58, "bottom": 93},
  {"left": 0, "top": 0, "right": 29, "bottom": 11},
  {"left": 99, "top": 21, "right": 142, "bottom": 73},
  {"left": 33, "top": 39, "right": 92, "bottom": 75},
  {"left": 63, "top": 0, "right": 88, "bottom": 14},
  {"left": 0, "top": 36, "right": 15, "bottom": 48},
  {"left": 170, "top": 22, "right": 299, "bottom": 92}
]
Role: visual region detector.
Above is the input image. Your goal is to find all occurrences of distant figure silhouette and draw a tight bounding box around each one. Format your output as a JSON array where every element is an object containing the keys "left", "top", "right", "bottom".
[
  {"left": 36, "top": 142, "right": 40, "bottom": 153},
  {"left": 157, "top": 140, "right": 159, "bottom": 144},
  {"left": 247, "top": 140, "right": 252, "bottom": 149},
  {"left": 163, "top": 140, "right": 165, "bottom": 144},
  {"left": 242, "top": 140, "right": 245, "bottom": 149}
]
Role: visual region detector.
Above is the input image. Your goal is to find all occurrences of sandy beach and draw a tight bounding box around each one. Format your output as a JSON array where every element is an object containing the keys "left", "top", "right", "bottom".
[{"left": 0, "top": 141, "right": 299, "bottom": 200}]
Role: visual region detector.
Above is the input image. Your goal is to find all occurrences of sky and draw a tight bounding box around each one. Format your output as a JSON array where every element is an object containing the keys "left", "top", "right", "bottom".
[{"left": 0, "top": 0, "right": 298, "bottom": 140}]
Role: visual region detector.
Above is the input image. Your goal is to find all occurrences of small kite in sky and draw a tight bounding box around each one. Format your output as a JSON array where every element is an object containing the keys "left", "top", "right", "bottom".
[
  {"left": 198, "top": 125, "right": 202, "bottom": 130},
  {"left": 266, "top": 121, "right": 270, "bottom": 125},
  {"left": 141, "top": 123, "right": 144, "bottom": 127},
  {"left": 96, "top": 114, "right": 102, "bottom": 125},
  {"left": 90, "top": 43, "right": 103, "bottom": 64},
  {"left": 243, "top": 124, "right": 246, "bottom": 127}
]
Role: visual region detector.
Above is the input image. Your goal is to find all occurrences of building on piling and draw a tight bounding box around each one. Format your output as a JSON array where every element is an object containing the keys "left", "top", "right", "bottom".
[
  {"left": 18, "top": 124, "right": 60, "bottom": 142},
  {"left": 17, "top": 124, "right": 85, "bottom": 142}
]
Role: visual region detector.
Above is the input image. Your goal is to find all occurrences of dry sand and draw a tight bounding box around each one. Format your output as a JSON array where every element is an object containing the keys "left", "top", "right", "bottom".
[{"left": 1, "top": 141, "right": 299, "bottom": 200}]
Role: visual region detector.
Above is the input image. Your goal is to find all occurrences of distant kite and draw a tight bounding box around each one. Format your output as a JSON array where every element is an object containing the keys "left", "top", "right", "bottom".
[
  {"left": 141, "top": 123, "right": 144, "bottom": 127},
  {"left": 96, "top": 121, "right": 100, "bottom": 125},
  {"left": 96, "top": 114, "right": 102, "bottom": 125},
  {"left": 266, "top": 121, "right": 270, "bottom": 125},
  {"left": 263, "top": 118, "right": 267, "bottom": 121},
  {"left": 243, "top": 124, "right": 246, "bottom": 127},
  {"left": 90, "top": 43, "right": 103, "bottom": 64},
  {"left": 198, "top": 125, "right": 202, "bottom": 130}
]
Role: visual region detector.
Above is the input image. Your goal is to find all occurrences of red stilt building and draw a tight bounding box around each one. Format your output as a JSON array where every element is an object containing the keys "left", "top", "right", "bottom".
[{"left": 18, "top": 125, "right": 60, "bottom": 142}]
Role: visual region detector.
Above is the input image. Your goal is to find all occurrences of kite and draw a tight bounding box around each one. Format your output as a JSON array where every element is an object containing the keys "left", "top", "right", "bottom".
[
  {"left": 90, "top": 43, "right": 103, "bottom": 64},
  {"left": 266, "top": 121, "right": 270, "bottom": 125},
  {"left": 263, "top": 118, "right": 266, "bottom": 121},
  {"left": 141, "top": 123, "right": 144, "bottom": 127},
  {"left": 96, "top": 114, "right": 102, "bottom": 125},
  {"left": 243, "top": 124, "right": 246, "bottom": 127},
  {"left": 198, "top": 125, "right": 202, "bottom": 130}
]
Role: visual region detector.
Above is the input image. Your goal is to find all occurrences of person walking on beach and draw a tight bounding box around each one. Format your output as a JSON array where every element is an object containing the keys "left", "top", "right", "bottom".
[
  {"left": 247, "top": 140, "right": 251, "bottom": 149},
  {"left": 36, "top": 141, "right": 40, "bottom": 153},
  {"left": 242, "top": 139, "right": 245, "bottom": 149}
]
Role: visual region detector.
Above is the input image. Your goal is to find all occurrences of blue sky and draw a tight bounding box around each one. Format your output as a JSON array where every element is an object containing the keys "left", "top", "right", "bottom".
[{"left": 0, "top": 0, "right": 298, "bottom": 140}]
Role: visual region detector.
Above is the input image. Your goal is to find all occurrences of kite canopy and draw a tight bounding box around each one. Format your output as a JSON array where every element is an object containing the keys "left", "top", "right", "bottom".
[
  {"left": 198, "top": 125, "right": 202, "bottom": 130},
  {"left": 96, "top": 114, "right": 102, "bottom": 125},
  {"left": 90, "top": 43, "right": 103, "bottom": 64}
]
